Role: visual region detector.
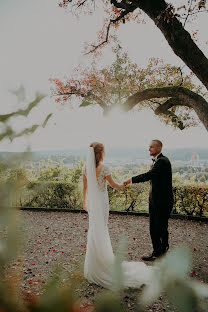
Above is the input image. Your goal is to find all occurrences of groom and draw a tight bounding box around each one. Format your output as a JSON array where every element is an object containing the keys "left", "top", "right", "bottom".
[{"left": 124, "top": 140, "right": 174, "bottom": 261}]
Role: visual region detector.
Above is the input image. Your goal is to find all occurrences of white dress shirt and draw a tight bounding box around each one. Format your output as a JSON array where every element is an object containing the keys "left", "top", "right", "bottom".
[{"left": 152, "top": 152, "right": 162, "bottom": 163}]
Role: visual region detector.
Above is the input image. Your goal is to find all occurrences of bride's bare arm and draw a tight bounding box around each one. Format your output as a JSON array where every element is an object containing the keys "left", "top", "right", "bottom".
[
  {"left": 83, "top": 174, "right": 88, "bottom": 212},
  {"left": 106, "top": 175, "right": 124, "bottom": 190}
]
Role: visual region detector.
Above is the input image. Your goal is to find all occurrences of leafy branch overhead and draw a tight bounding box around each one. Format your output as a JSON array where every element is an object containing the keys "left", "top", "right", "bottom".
[
  {"left": 0, "top": 92, "right": 52, "bottom": 142},
  {"left": 50, "top": 46, "right": 207, "bottom": 130}
]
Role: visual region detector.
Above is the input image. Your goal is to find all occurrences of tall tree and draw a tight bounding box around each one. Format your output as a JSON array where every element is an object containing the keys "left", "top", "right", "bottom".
[{"left": 58, "top": 0, "right": 208, "bottom": 131}]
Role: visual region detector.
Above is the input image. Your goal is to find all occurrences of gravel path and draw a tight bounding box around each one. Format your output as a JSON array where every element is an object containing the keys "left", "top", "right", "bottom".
[{"left": 7, "top": 211, "right": 208, "bottom": 311}]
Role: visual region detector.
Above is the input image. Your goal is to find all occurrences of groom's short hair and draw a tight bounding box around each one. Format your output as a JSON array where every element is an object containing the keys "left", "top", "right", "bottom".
[{"left": 152, "top": 140, "right": 163, "bottom": 148}]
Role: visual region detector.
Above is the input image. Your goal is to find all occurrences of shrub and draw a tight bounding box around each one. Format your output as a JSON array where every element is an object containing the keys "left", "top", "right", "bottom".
[
  {"left": 10, "top": 162, "right": 208, "bottom": 217},
  {"left": 173, "top": 185, "right": 208, "bottom": 217}
]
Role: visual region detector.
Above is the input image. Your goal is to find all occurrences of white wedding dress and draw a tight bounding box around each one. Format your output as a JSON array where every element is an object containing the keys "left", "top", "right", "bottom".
[{"left": 83, "top": 147, "right": 154, "bottom": 289}]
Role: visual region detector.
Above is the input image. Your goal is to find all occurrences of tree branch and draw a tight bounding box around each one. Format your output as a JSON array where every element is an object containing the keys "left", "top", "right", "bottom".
[
  {"left": 183, "top": 0, "right": 193, "bottom": 28},
  {"left": 85, "top": 1, "right": 138, "bottom": 54},
  {"left": 155, "top": 98, "right": 187, "bottom": 130},
  {"left": 77, "top": 0, "right": 88, "bottom": 8},
  {"left": 110, "top": 0, "right": 131, "bottom": 10},
  {"left": 110, "top": 1, "right": 138, "bottom": 23},
  {"left": 178, "top": 67, "right": 184, "bottom": 86},
  {"left": 85, "top": 22, "right": 111, "bottom": 55},
  {"left": 56, "top": 89, "right": 108, "bottom": 110},
  {"left": 122, "top": 86, "right": 208, "bottom": 131},
  {"left": 123, "top": 86, "right": 204, "bottom": 110},
  {"left": 155, "top": 97, "right": 187, "bottom": 113},
  {"left": 180, "top": 9, "right": 208, "bottom": 19}
]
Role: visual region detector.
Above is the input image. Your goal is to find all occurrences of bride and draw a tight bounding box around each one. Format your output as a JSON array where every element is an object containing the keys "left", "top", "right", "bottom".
[{"left": 82, "top": 142, "right": 154, "bottom": 289}]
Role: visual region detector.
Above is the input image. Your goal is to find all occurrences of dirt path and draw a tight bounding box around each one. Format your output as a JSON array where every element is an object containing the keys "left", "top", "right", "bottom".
[{"left": 10, "top": 211, "right": 208, "bottom": 311}]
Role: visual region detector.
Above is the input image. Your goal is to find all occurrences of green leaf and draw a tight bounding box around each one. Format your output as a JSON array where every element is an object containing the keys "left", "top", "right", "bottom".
[
  {"left": 112, "top": 235, "right": 127, "bottom": 292},
  {"left": 0, "top": 93, "right": 45, "bottom": 123},
  {"left": 42, "top": 113, "right": 53, "bottom": 128},
  {"left": 157, "top": 245, "right": 191, "bottom": 279},
  {"left": 95, "top": 291, "right": 124, "bottom": 312},
  {"left": 79, "top": 99, "right": 93, "bottom": 107},
  {"left": 166, "top": 279, "right": 198, "bottom": 312}
]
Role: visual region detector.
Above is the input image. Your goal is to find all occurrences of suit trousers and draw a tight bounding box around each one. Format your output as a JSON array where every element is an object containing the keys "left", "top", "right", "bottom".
[{"left": 149, "top": 202, "right": 171, "bottom": 254}]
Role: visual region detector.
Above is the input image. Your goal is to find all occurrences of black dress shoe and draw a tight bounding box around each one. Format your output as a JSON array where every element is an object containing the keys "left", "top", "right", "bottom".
[{"left": 159, "top": 246, "right": 169, "bottom": 257}]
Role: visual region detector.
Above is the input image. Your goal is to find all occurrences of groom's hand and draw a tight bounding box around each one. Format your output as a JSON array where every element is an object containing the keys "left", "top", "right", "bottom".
[{"left": 123, "top": 179, "right": 131, "bottom": 186}]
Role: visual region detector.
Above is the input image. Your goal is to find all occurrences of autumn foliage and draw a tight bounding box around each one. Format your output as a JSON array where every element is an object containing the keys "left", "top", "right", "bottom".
[{"left": 50, "top": 46, "right": 201, "bottom": 129}]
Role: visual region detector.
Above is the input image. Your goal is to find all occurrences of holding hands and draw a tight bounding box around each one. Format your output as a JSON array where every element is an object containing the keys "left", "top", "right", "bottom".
[
  {"left": 123, "top": 179, "right": 131, "bottom": 187},
  {"left": 118, "top": 179, "right": 131, "bottom": 189}
]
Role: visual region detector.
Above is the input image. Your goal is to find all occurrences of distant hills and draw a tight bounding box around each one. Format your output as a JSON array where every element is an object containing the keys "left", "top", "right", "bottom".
[{"left": 0, "top": 147, "right": 208, "bottom": 162}]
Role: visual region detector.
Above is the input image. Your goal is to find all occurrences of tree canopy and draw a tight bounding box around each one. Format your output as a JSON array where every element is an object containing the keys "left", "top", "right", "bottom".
[
  {"left": 57, "top": 0, "right": 208, "bottom": 131},
  {"left": 51, "top": 46, "right": 206, "bottom": 130}
]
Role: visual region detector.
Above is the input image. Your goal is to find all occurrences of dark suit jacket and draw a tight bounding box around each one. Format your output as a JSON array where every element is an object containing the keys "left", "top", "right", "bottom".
[{"left": 132, "top": 153, "right": 174, "bottom": 209}]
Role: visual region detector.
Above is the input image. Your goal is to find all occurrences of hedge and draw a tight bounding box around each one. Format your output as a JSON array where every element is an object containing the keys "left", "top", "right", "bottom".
[{"left": 15, "top": 182, "right": 208, "bottom": 217}]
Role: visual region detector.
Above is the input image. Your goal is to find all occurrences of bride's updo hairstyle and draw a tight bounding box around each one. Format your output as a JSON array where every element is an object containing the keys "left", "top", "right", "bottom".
[{"left": 90, "top": 142, "right": 105, "bottom": 167}]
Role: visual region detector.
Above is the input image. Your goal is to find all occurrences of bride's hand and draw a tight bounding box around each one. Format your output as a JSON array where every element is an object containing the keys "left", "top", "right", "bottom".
[
  {"left": 83, "top": 202, "right": 88, "bottom": 212},
  {"left": 119, "top": 184, "right": 125, "bottom": 189},
  {"left": 123, "top": 179, "right": 131, "bottom": 186}
]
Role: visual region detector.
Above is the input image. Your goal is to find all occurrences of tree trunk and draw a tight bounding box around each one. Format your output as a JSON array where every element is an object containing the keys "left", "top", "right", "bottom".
[{"left": 132, "top": 0, "right": 208, "bottom": 90}]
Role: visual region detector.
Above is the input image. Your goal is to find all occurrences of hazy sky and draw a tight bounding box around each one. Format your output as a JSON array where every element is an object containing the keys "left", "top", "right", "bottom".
[{"left": 0, "top": 0, "right": 207, "bottom": 151}]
